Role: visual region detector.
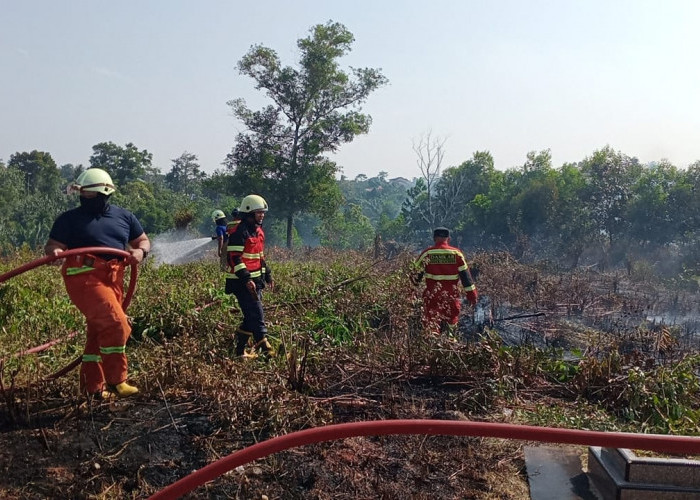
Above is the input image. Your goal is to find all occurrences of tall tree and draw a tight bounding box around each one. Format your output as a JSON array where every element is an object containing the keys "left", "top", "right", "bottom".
[
  {"left": 4, "top": 152, "right": 71, "bottom": 251},
  {"left": 412, "top": 131, "right": 447, "bottom": 229},
  {"left": 434, "top": 150, "right": 497, "bottom": 239},
  {"left": 89, "top": 142, "right": 154, "bottom": 185},
  {"left": 317, "top": 203, "right": 375, "bottom": 250},
  {"left": 626, "top": 160, "right": 681, "bottom": 247},
  {"left": 165, "top": 151, "right": 206, "bottom": 197},
  {"left": 401, "top": 177, "right": 440, "bottom": 242},
  {"left": 579, "top": 146, "right": 641, "bottom": 268},
  {"left": 551, "top": 162, "right": 592, "bottom": 268},
  {"left": 7, "top": 150, "right": 61, "bottom": 195},
  {"left": 0, "top": 166, "right": 24, "bottom": 233},
  {"left": 510, "top": 150, "right": 557, "bottom": 241},
  {"left": 59, "top": 163, "right": 84, "bottom": 183},
  {"left": 226, "top": 21, "right": 388, "bottom": 248},
  {"left": 678, "top": 162, "right": 700, "bottom": 274},
  {"left": 680, "top": 161, "right": 700, "bottom": 236}
]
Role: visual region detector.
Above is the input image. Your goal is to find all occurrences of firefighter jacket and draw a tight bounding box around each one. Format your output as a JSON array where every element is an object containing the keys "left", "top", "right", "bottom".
[
  {"left": 225, "top": 218, "right": 241, "bottom": 236},
  {"left": 225, "top": 220, "right": 270, "bottom": 283},
  {"left": 218, "top": 219, "right": 241, "bottom": 272},
  {"left": 414, "top": 242, "right": 478, "bottom": 302}
]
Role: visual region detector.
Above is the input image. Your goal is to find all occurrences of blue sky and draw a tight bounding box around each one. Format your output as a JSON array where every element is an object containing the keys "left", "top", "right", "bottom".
[{"left": 2, "top": 1, "right": 699, "bottom": 180}]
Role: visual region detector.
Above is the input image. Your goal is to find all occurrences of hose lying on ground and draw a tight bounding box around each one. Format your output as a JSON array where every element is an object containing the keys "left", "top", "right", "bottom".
[{"left": 149, "top": 419, "right": 700, "bottom": 500}]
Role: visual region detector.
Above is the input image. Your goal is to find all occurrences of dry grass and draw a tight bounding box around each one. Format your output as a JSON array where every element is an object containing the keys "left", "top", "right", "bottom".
[{"left": 0, "top": 247, "right": 698, "bottom": 498}]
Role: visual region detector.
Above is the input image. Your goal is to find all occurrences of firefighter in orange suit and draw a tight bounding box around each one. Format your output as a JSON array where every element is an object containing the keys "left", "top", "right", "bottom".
[
  {"left": 412, "top": 227, "right": 478, "bottom": 334},
  {"left": 225, "top": 194, "right": 274, "bottom": 357},
  {"left": 44, "top": 168, "right": 150, "bottom": 399}
]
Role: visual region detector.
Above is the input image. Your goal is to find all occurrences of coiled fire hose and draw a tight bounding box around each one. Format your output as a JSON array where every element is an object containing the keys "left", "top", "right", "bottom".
[
  {"left": 149, "top": 419, "right": 700, "bottom": 500},
  {"left": 0, "top": 247, "right": 138, "bottom": 382}
]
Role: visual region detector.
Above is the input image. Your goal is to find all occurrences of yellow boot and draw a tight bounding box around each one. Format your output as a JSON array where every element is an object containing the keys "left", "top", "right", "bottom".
[
  {"left": 89, "top": 390, "right": 113, "bottom": 401},
  {"left": 260, "top": 338, "right": 276, "bottom": 358},
  {"left": 107, "top": 382, "right": 139, "bottom": 398},
  {"left": 241, "top": 349, "right": 259, "bottom": 360}
]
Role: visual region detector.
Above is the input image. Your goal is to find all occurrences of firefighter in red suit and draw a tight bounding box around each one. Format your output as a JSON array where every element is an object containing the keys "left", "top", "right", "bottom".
[{"left": 412, "top": 227, "right": 478, "bottom": 334}]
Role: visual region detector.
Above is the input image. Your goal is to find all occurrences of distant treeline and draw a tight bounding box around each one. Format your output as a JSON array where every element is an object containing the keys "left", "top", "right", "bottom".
[{"left": 1, "top": 144, "right": 699, "bottom": 284}]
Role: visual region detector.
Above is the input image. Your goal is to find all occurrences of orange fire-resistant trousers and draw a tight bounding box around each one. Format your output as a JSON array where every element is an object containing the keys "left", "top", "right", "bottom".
[
  {"left": 62, "top": 256, "right": 131, "bottom": 394},
  {"left": 422, "top": 280, "right": 461, "bottom": 333}
]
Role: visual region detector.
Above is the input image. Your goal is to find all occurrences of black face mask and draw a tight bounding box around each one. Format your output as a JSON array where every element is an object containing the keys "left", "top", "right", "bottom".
[
  {"left": 245, "top": 214, "right": 263, "bottom": 227},
  {"left": 79, "top": 194, "right": 110, "bottom": 215}
]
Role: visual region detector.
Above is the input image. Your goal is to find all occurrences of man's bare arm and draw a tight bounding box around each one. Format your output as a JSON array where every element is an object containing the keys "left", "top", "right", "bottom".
[
  {"left": 128, "top": 233, "right": 151, "bottom": 265},
  {"left": 44, "top": 238, "right": 67, "bottom": 257}
]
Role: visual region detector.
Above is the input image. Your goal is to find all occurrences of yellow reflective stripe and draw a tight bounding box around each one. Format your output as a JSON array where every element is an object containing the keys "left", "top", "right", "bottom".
[
  {"left": 228, "top": 245, "right": 244, "bottom": 252},
  {"left": 233, "top": 263, "right": 247, "bottom": 272},
  {"left": 82, "top": 354, "right": 101, "bottom": 363},
  {"left": 242, "top": 252, "right": 260, "bottom": 259},
  {"left": 425, "top": 273, "right": 459, "bottom": 280},
  {"left": 100, "top": 346, "right": 125, "bottom": 354},
  {"left": 458, "top": 264, "right": 468, "bottom": 272},
  {"left": 464, "top": 284, "right": 476, "bottom": 292},
  {"left": 66, "top": 266, "right": 95, "bottom": 276},
  {"left": 425, "top": 248, "right": 466, "bottom": 262},
  {"left": 417, "top": 249, "right": 459, "bottom": 263},
  {"left": 226, "top": 270, "right": 262, "bottom": 279}
]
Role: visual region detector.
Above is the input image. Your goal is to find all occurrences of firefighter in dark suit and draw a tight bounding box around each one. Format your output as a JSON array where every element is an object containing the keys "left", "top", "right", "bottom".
[{"left": 225, "top": 194, "right": 274, "bottom": 357}]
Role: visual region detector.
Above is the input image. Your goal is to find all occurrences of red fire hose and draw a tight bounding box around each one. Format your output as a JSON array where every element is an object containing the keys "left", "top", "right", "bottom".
[
  {"left": 0, "top": 247, "right": 138, "bottom": 380},
  {"left": 149, "top": 419, "right": 700, "bottom": 500},
  {"left": 0, "top": 247, "right": 137, "bottom": 307}
]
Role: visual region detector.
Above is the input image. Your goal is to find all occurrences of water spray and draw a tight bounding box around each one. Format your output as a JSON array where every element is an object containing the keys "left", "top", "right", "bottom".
[{"left": 150, "top": 231, "right": 216, "bottom": 265}]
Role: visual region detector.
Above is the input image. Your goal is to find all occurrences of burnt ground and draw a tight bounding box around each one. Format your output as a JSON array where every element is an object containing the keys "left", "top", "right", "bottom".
[
  {"left": 0, "top": 368, "right": 532, "bottom": 500},
  {"left": 2, "top": 256, "right": 699, "bottom": 499}
]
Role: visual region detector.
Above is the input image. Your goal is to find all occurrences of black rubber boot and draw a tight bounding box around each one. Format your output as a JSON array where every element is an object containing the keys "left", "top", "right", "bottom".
[{"left": 235, "top": 328, "right": 252, "bottom": 357}]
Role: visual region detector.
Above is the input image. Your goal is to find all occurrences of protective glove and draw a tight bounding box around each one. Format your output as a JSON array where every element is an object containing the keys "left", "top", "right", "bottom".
[
  {"left": 246, "top": 280, "right": 258, "bottom": 300},
  {"left": 465, "top": 289, "right": 478, "bottom": 306}
]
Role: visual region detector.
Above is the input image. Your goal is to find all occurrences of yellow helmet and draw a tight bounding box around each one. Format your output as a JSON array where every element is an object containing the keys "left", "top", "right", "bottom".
[
  {"left": 238, "top": 194, "right": 268, "bottom": 213},
  {"left": 211, "top": 209, "right": 226, "bottom": 222},
  {"left": 73, "top": 168, "right": 116, "bottom": 195}
]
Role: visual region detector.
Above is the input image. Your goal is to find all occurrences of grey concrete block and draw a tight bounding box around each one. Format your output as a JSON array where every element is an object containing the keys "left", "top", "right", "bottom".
[{"left": 588, "top": 447, "right": 700, "bottom": 499}]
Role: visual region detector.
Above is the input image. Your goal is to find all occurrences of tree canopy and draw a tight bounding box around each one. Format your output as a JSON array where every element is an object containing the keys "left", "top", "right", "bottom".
[
  {"left": 3, "top": 140, "right": 700, "bottom": 285},
  {"left": 225, "top": 21, "right": 388, "bottom": 248},
  {"left": 89, "top": 142, "right": 154, "bottom": 185},
  {"left": 8, "top": 150, "right": 61, "bottom": 195}
]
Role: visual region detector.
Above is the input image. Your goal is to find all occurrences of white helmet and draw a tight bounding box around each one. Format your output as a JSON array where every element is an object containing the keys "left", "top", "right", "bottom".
[
  {"left": 211, "top": 209, "right": 226, "bottom": 222},
  {"left": 238, "top": 194, "right": 268, "bottom": 213},
  {"left": 72, "top": 168, "right": 116, "bottom": 195}
]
